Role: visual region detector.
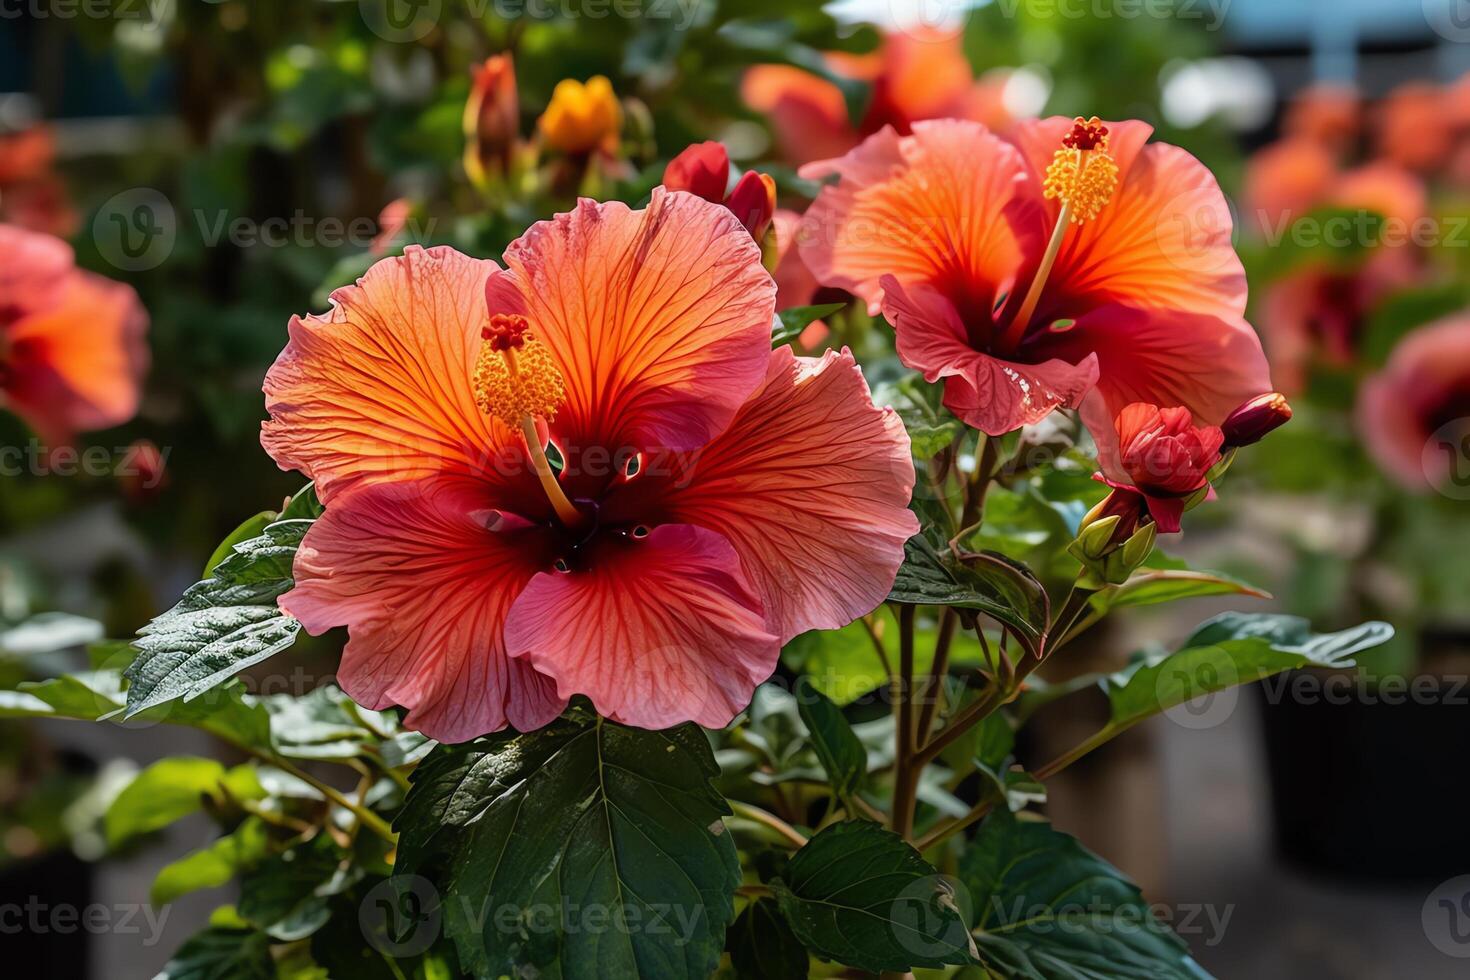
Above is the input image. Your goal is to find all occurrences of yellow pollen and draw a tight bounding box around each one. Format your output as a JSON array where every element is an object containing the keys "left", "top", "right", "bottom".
[
  {"left": 473, "top": 333, "right": 565, "bottom": 429},
  {"left": 1042, "top": 117, "right": 1119, "bottom": 224}
]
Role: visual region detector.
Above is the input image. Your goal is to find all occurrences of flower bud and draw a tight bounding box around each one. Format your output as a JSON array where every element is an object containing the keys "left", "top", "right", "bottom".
[
  {"left": 538, "top": 76, "right": 621, "bottom": 155},
  {"left": 726, "top": 170, "right": 777, "bottom": 239},
  {"left": 663, "top": 141, "right": 729, "bottom": 203},
  {"left": 1072, "top": 514, "right": 1121, "bottom": 562},
  {"left": 463, "top": 55, "right": 519, "bottom": 185},
  {"left": 1221, "top": 392, "right": 1292, "bottom": 449}
]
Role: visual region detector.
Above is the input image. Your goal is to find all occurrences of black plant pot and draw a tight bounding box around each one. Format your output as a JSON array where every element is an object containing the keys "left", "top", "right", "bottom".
[
  {"left": 0, "top": 846, "right": 94, "bottom": 974},
  {"left": 1258, "top": 633, "right": 1470, "bottom": 882}
]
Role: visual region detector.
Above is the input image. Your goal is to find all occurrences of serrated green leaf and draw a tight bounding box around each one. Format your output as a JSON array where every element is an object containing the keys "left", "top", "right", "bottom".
[
  {"left": 153, "top": 927, "right": 274, "bottom": 980},
  {"left": 772, "top": 820, "right": 975, "bottom": 972},
  {"left": 793, "top": 677, "right": 865, "bottom": 799},
  {"left": 152, "top": 817, "right": 272, "bottom": 906},
  {"left": 203, "top": 511, "right": 277, "bottom": 578},
  {"left": 888, "top": 535, "right": 1044, "bottom": 646},
  {"left": 729, "top": 898, "right": 809, "bottom": 980},
  {"left": 396, "top": 705, "right": 739, "bottom": 979},
  {"left": 1105, "top": 613, "right": 1394, "bottom": 727},
  {"left": 962, "top": 811, "right": 1210, "bottom": 978},
  {"left": 127, "top": 495, "right": 320, "bottom": 717}
]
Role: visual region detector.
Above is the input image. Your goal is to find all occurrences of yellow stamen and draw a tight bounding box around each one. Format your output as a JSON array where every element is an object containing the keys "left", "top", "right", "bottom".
[
  {"left": 1000, "top": 117, "right": 1118, "bottom": 351},
  {"left": 473, "top": 315, "right": 583, "bottom": 528}
]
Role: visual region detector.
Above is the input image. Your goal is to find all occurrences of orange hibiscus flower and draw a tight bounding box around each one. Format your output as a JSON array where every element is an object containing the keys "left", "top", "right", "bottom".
[
  {"left": 1, "top": 224, "right": 148, "bottom": 443},
  {"left": 798, "top": 116, "right": 1270, "bottom": 440},
  {"left": 742, "top": 29, "right": 1012, "bottom": 166},
  {"left": 263, "top": 190, "right": 917, "bottom": 740}
]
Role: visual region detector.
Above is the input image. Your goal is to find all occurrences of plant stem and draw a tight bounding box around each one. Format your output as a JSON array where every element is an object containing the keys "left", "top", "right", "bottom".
[
  {"left": 890, "top": 605, "right": 919, "bottom": 839},
  {"left": 266, "top": 754, "right": 397, "bottom": 843},
  {"left": 1033, "top": 722, "right": 1128, "bottom": 781},
  {"left": 729, "top": 800, "right": 808, "bottom": 849},
  {"left": 915, "top": 799, "right": 994, "bottom": 852},
  {"left": 915, "top": 609, "right": 958, "bottom": 747},
  {"left": 859, "top": 612, "right": 893, "bottom": 678}
]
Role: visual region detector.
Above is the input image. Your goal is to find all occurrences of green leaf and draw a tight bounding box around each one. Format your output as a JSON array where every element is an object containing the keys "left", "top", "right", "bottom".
[
  {"left": 152, "top": 817, "right": 272, "bottom": 905},
  {"left": 396, "top": 705, "right": 739, "bottom": 979},
  {"left": 203, "top": 510, "right": 277, "bottom": 578},
  {"left": 0, "top": 669, "right": 272, "bottom": 750},
  {"left": 0, "top": 612, "right": 104, "bottom": 655},
  {"left": 794, "top": 677, "right": 866, "bottom": 799},
  {"left": 127, "top": 488, "right": 321, "bottom": 718},
  {"left": 772, "top": 820, "right": 976, "bottom": 972},
  {"left": 1105, "top": 613, "right": 1394, "bottom": 728},
  {"left": 962, "top": 811, "right": 1209, "bottom": 978},
  {"left": 772, "top": 303, "right": 845, "bottom": 347},
  {"left": 238, "top": 835, "right": 344, "bottom": 941},
  {"left": 154, "top": 927, "right": 274, "bottom": 980},
  {"left": 1091, "top": 569, "right": 1269, "bottom": 613},
  {"left": 888, "top": 535, "right": 1044, "bottom": 647},
  {"left": 106, "top": 757, "right": 262, "bottom": 847},
  {"left": 729, "top": 898, "right": 809, "bottom": 980}
]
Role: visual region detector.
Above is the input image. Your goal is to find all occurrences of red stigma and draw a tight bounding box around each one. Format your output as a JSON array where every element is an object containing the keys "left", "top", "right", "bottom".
[
  {"left": 483, "top": 313, "right": 530, "bottom": 352},
  {"left": 1062, "top": 116, "right": 1108, "bottom": 151}
]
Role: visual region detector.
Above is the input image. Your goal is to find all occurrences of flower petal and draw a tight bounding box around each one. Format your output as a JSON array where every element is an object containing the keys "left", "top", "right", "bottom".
[
  {"left": 487, "top": 189, "right": 775, "bottom": 455},
  {"left": 282, "top": 478, "right": 565, "bottom": 741},
  {"left": 884, "top": 276, "right": 1097, "bottom": 435},
  {"left": 798, "top": 120, "right": 1045, "bottom": 323},
  {"left": 262, "top": 245, "right": 513, "bottom": 504},
  {"left": 641, "top": 345, "right": 918, "bottom": 641},
  {"left": 740, "top": 64, "right": 856, "bottom": 166},
  {"left": 503, "top": 523, "right": 778, "bottom": 730},
  {"left": 4, "top": 268, "right": 147, "bottom": 442},
  {"left": 1007, "top": 117, "right": 1247, "bottom": 324}
]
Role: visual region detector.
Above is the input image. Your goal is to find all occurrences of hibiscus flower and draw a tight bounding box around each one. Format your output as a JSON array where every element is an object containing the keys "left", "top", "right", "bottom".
[
  {"left": 798, "top": 115, "right": 1271, "bottom": 440},
  {"left": 262, "top": 190, "right": 918, "bottom": 740},
  {"left": 1359, "top": 314, "right": 1470, "bottom": 493},
  {"left": 0, "top": 224, "right": 148, "bottom": 443},
  {"left": 742, "top": 28, "right": 1013, "bottom": 166}
]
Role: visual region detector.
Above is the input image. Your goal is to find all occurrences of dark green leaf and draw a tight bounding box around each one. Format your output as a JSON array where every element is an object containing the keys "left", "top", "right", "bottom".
[
  {"left": 962, "top": 811, "right": 1209, "bottom": 978},
  {"left": 772, "top": 820, "right": 976, "bottom": 972},
  {"left": 1091, "top": 569, "right": 1269, "bottom": 613},
  {"left": 888, "top": 535, "right": 1044, "bottom": 645},
  {"left": 729, "top": 898, "right": 809, "bottom": 980},
  {"left": 772, "top": 303, "right": 845, "bottom": 347},
  {"left": 203, "top": 510, "right": 277, "bottom": 578},
  {"left": 127, "top": 488, "right": 321, "bottom": 717},
  {"left": 396, "top": 705, "right": 739, "bottom": 979},
  {"left": 793, "top": 677, "right": 866, "bottom": 799},
  {"left": 154, "top": 928, "right": 274, "bottom": 980},
  {"left": 238, "top": 836, "right": 344, "bottom": 941}
]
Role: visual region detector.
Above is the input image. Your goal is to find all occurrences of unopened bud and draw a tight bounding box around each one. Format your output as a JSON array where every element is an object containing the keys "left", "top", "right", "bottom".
[
  {"left": 1222, "top": 392, "right": 1292, "bottom": 449},
  {"left": 1073, "top": 514, "right": 1120, "bottom": 562}
]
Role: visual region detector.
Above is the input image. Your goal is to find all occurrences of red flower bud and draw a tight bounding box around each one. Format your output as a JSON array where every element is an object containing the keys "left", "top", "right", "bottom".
[
  {"left": 726, "top": 170, "right": 776, "bottom": 240},
  {"left": 1222, "top": 391, "right": 1292, "bottom": 448},
  {"left": 463, "top": 54, "right": 519, "bottom": 183},
  {"left": 662, "top": 141, "right": 729, "bottom": 203}
]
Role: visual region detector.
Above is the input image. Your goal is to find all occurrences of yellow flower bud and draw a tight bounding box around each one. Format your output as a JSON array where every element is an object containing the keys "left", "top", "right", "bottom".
[{"left": 538, "top": 76, "right": 621, "bottom": 155}]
